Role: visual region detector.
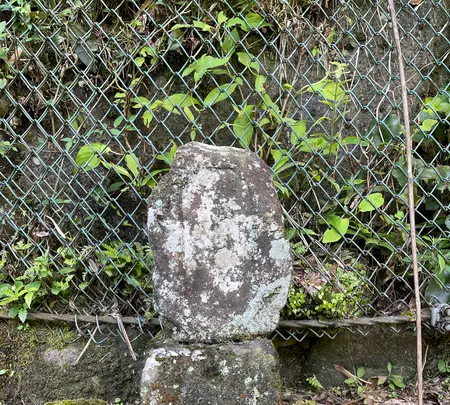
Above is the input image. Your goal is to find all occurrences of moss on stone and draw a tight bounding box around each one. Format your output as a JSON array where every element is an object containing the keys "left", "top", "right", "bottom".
[
  {"left": 0, "top": 320, "right": 148, "bottom": 404},
  {"left": 0, "top": 322, "right": 78, "bottom": 393}
]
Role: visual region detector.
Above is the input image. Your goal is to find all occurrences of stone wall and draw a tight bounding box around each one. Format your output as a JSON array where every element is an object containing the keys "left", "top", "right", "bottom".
[{"left": 1, "top": 320, "right": 449, "bottom": 404}]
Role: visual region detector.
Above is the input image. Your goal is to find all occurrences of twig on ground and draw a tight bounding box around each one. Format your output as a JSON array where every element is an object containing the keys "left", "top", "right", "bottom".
[{"left": 74, "top": 325, "right": 98, "bottom": 365}]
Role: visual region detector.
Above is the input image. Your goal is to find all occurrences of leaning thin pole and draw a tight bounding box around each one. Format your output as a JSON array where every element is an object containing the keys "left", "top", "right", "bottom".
[{"left": 386, "top": 1, "right": 423, "bottom": 403}]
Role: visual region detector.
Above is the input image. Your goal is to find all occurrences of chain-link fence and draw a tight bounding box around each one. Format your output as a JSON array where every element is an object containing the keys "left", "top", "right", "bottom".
[{"left": 0, "top": 0, "right": 449, "bottom": 342}]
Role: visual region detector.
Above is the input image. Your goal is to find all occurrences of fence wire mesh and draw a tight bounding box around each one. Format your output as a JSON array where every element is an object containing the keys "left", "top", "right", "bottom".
[{"left": 0, "top": 0, "right": 449, "bottom": 341}]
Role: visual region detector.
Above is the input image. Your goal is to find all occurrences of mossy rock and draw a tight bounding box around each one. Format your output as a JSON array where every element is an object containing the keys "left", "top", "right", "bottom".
[
  {"left": 0, "top": 321, "right": 149, "bottom": 404},
  {"left": 45, "top": 399, "right": 108, "bottom": 405}
]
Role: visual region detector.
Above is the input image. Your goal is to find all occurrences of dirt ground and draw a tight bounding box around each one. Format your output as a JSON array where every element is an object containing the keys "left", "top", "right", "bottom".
[{"left": 281, "top": 379, "right": 450, "bottom": 405}]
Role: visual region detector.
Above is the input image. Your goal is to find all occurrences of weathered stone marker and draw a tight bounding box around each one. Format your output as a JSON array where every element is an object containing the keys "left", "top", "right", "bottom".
[
  {"left": 147, "top": 142, "right": 291, "bottom": 342},
  {"left": 143, "top": 142, "right": 291, "bottom": 404}
]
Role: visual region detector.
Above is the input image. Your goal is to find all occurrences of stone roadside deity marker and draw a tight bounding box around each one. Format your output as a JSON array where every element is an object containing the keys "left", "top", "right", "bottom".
[{"left": 142, "top": 142, "right": 292, "bottom": 404}]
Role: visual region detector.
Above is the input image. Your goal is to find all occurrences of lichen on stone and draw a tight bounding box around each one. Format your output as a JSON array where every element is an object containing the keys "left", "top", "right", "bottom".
[{"left": 147, "top": 142, "right": 292, "bottom": 343}]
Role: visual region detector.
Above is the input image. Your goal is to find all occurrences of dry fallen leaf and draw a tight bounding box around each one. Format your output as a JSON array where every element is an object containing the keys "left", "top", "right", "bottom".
[
  {"left": 33, "top": 230, "right": 49, "bottom": 238},
  {"left": 8, "top": 47, "right": 23, "bottom": 64}
]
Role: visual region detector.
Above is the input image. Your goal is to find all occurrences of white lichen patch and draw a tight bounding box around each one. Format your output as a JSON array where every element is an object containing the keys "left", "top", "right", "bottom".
[
  {"left": 269, "top": 238, "right": 290, "bottom": 263},
  {"left": 191, "top": 350, "right": 206, "bottom": 361},
  {"left": 162, "top": 220, "right": 184, "bottom": 253},
  {"left": 252, "top": 386, "right": 262, "bottom": 404},
  {"left": 147, "top": 199, "right": 163, "bottom": 229},
  {"left": 142, "top": 348, "right": 187, "bottom": 387},
  {"left": 215, "top": 215, "right": 263, "bottom": 260},
  {"left": 43, "top": 348, "right": 80, "bottom": 368},
  {"left": 182, "top": 169, "right": 221, "bottom": 208},
  {"left": 200, "top": 292, "right": 211, "bottom": 303},
  {"left": 142, "top": 347, "right": 193, "bottom": 405},
  {"left": 213, "top": 248, "right": 242, "bottom": 293},
  {"left": 231, "top": 275, "right": 291, "bottom": 333},
  {"left": 219, "top": 360, "right": 229, "bottom": 376}
]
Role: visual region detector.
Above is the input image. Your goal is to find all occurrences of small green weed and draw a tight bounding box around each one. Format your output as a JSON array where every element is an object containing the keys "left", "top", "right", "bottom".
[
  {"left": 0, "top": 140, "right": 17, "bottom": 157},
  {"left": 306, "top": 375, "right": 323, "bottom": 390},
  {"left": 74, "top": 142, "right": 172, "bottom": 197},
  {"left": 438, "top": 359, "right": 450, "bottom": 374},
  {"left": 376, "top": 362, "right": 405, "bottom": 392},
  {"left": 0, "top": 368, "right": 13, "bottom": 377},
  {"left": 344, "top": 367, "right": 366, "bottom": 397}
]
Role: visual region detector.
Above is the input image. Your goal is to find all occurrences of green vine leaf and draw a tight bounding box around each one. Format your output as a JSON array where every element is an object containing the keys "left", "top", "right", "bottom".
[
  {"left": 183, "top": 106, "right": 195, "bottom": 122},
  {"left": 24, "top": 291, "right": 34, "bottom": 308},
  {"left": 75, "top": 143, "right": 111, "bottom": 171},
  {"left": 226, "top": 13, "right": 271, "bottom": 32},
  {"left": 261, "top": 94, "right": 281, "bottom": 122},
  {"left": 142, "top": 110, "right": 153, "bottom": 127},
  {"left": 309, "top": 79, "right": 346, "bottom": 102},
  {"left": 203, "top": 83, "right": 238, "bottom": 106},
  {"left": 271, "top": 149, "right": 293, "bottom": 175},
  {"left": 160, "top": 94, "right": 199, "bottom": 114},
  {"left": 131, "top": 96, "right": 150, "bottom": 108},
  {"left": 359, "top": 193, "right": 384, "bottom": 212},
  {"left": 171, "top": 23, "right": 191, "bottom": 30},
  {"left": 134, "top": 57, "right": 145, "bottom": 67},
  {"left": 8, "top": 306, "right": 19, "bottom": 319},
  {"left": 125, "top": 154, "right": 140, "bottom": 178},
  {"left": 237, "top": 52, "right": 260, "bottom": 74},
  {"left": 357, "top": 367, "right": 365, "bottom": 378},
  {"left": 322, "top": 215, "right": 349, "bottom": 243},
  {"left": 18, "top": 307, "right": 27, "bottom": 323},
  {"left": 221, "top": 28, "right": 239, "bottom": 54},
  {"left": 243, "top": 12, "right": 271, "bottom": 30},
  {"left": 233, "top": 104, "right": 254, "bottom": 148},
  {"left": 255, "top": 75, "right": 266, "bottom": 93},
  {"left": 157, "top": 142, "right": 178, "bottom": 165},
  {"left": 290, "top": 120, "right": 307, "bottom": 146},
  {"left": 113, "top": 116, "right": 123, "bottom": 128},
  {"left": 193, "top": 20, "right": 212, "bottom": 32},
  {"left": 182, "top": 55, "right": 230, "bottom": 82},
  {"left": 101, "top": 162, "right": 132, "bottom": 179},
  {"left": 226, "top": 17, "right": 248, "bottom": 31},
  {"left": 217, "top": 11, "right": 228, "bottom": 24},
  {"left": 420, "top": 118, "right": 438, "bottom": 132}
]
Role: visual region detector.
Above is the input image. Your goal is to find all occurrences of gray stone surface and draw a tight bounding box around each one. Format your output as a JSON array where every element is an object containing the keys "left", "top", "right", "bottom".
[
  {"left": 147, "top": 142, "right": 292, "bottom": 342},
  {"left": 43, "top": 348, "right": 80, "bottom": 368},
  {"left": 141, "top": 339, "right": 281, "bottom": 405},
  {"left": 277, "top": 326, "right": 419, "bottom": 389}
]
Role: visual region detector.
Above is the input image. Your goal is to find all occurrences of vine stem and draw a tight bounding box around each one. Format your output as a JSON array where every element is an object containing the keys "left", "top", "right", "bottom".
[{"left": 386, "top": 1, "right": 423, "bottom": 404}]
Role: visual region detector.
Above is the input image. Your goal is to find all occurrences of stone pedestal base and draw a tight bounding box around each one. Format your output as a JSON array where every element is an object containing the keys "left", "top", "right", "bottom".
[{"left": 141, "top": 339, "right": 281, "bottom": 405}]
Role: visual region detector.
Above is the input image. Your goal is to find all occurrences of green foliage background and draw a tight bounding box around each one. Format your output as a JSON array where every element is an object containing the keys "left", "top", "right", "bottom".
[{"left": 0, "top": 0, "right": 449, "bottom": 322}]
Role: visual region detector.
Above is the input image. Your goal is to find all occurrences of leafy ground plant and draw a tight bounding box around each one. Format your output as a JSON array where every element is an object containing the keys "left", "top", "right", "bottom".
[
  {"left": 285, "top": 256, "right": 369, "bottom": 319},
  {"left": 306, "top": 375, "right": 323, "bottom": 391},
  {"left": 376, "top": 362, "right": 405, "bottom": 393},
  {"left": 0, "top": 241, "right": 153, "bottom": 322},
  {"left": 343, "top": 366, "right": 367, "bottom": 397}
]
